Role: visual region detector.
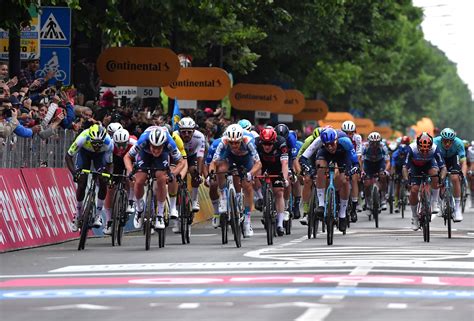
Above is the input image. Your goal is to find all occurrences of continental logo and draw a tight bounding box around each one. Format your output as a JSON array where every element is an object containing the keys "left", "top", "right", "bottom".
[
  {"left": 169, "top": 79, "right": 222, "bottom": 88},
  {"left": 234, "top": 93, "right": 277, "bottom": 101},
  {"left": 105, "top": 60, "right": 170, "bottom": 72}
]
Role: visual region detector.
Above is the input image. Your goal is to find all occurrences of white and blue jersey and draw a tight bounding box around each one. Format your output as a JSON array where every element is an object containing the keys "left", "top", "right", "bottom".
[
  {"left": 404, "top": 142, "right": 445, "bottom": 169},
  {"left": 213, "top": 135, "right": 260, "bottom": 171},
  {"left": 362, "top": 142, "right": 390, "bottom": 163}
]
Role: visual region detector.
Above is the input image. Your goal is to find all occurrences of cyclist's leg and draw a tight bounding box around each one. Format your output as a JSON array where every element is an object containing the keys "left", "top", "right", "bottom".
[
  {"left": 188, "top": 154, "right": 201, "bottom": 211},
  {"left": 427, "top": 159, "right": 440, "bottom": 214},
  {"left": 72, "top": 150, "right": 91, "bottom": 230},
  {"left": 335, "top": 160, "right": 350, "bottom": 231},
  {"left": 274, "top": 182, "right": 285, "bottom": 235},
  {"left": 291, "top": 174, "right": 302, "bottom": 219},
  {"left": 133, "top": 152, "right": 150, "bottom": 215},
  {"left": 315, "top": 149, "right": 330, "bottom": 214},
  {"left": 446, "top": 156, "right": 463, "bottom": 221},
  {"left": 409, "top": 163, "right": 423, "bottom": 230},
  {"left": 217, "top": 160, "right": 229, "bottom": 213},
  {"left": 93, "top": 152, "right": 110, "bottom": 227},
  {"left": 152, "top": 152, "right": 170, "bottom": 229}
]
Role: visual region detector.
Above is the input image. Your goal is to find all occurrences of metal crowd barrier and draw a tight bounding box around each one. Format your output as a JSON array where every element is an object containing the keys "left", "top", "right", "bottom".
[{"left": 0, "top": 130, "right": 76, "bottom": 168}]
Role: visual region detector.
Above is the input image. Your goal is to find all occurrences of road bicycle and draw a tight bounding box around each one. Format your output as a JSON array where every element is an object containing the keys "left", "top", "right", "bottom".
[
  {"left": 441, "top": 170, "right": 463, "bottom": 239},
  {"left": 255, "top": 172, "right": 280, "bottom": 245},
  {"left": 109, "top": 173, "right": 129, "bottom": 246},
  {"left": 394, "top": 174, "right": 408, "bottom": 218},
  {"left": 387, "top": 174, "right": 395, "bottom": 214},
  {"left": 77, "top": 169, "right": 111, "bottom": 251},
  {"left": 411, "top": 173, "right": 439, "bottom": 242},
  {"left": 460, "top": 173, "right": 468, "bottom": 213},
  {"left": 176, "top": 174, "right": 193, "bottom": 245},
  {"left": 363, "top": 173, "right": 383, "bottom": 228}
]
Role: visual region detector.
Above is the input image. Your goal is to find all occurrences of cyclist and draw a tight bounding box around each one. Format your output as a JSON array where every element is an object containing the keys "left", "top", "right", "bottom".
[
  {"left": 391, "top": 135, "right": 411, "bottom": 212},
  {"left": 209, "top": 124, "right": 262, "bottom": 237},
  {"left": 289, "top": 130, "right": 303, "bottom": 219},
  {"left": 361, "top": 132, "right": 390, "bottom": 213},
  {"left": 102, "top": 128, "right": 137, "bottom": 235},
  {"left": 402, "top": 132, "right": 446, "bottom": 230},
  {"left": 124, "top": 127, "right": 186, "bottom": 230},
  {"left": 300, "top": 128, "right": 359, "bottom": 232},
  {"left": 106, "top": 122, "right": 123, "bottom": 137},
  {"left": 341, "top": 120, "right": 363, "bottom": 219},
  {"left": 238, "top": 119, "right": 259, "bottom": 138},
  {"left": 175, "top": 117, "right": 206, "bottom": 212},
  {"left": 433, "top": 128, "right": 466, "bottom": 222},
  {"left": 255, "top": 127, "right": 290, "bottom": 236},
  {"left": 65, "top": 124, "right": 113, "bottom": 232},
  {"left": 468, "top": 141, "right": 474, "bottom": 207}
]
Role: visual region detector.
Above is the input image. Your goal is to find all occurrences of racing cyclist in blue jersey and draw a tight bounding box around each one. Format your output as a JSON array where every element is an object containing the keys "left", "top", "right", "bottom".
[
  {"left": 124, "top": 127, "right": 186, "bottom": 230},
  {"left": 390, "top": 136, "right": 411, "bottom": 212},
  {"left": 289, "top": 130, "right": 303, "bottom": 219},
  {"left": 402, "top": 132, "right": 446, "bottom": 230},
  {"left": 433, "top": 128, "right": 467, "bottom": 222}
]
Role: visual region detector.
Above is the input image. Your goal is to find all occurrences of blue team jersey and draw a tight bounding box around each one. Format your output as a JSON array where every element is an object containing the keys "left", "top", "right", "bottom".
[
  {"left": 391, "top": 145, "right": 409, "bottom": 167},
  {"left": 405, "top": 142, "right": 445, "bottom": 168},
  {"left": 338, "top": 136, "right": 360, "bottom": 166},
  {"left": 205, "top": 138, "right": 222, "bottom": 165},
  {"left": 129, "top": 130, "right": 182, "bottom": 163},
  {"left": 362, "top": 142, "right": 390, "bottom": 163},
  {"left": 433, "top": 136, "right": 466, "bottom": 160}
]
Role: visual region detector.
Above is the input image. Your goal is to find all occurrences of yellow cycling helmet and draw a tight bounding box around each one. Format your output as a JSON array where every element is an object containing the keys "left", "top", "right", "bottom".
[{"left": 89, "top": 124, "right": 107, "bottom": 142}]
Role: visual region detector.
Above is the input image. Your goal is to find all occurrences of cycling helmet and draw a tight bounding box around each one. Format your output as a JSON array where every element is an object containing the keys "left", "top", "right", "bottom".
[
  {"left": 416, "top": 132, "right": 433, "bottom": 152},
  {"left": 471, "top": 141, "right": 474, "bottom": 147},
  {"left": 113, "top": 128, "right": 129, "bottom": 144},
  {"left": 440, "top": 128, "right": 456, "bottom": 140},
  {"left": 89, "top": 124, "right": 107, "bottom": 142},
  {"left": 225, "top": 124, "right": 243, "bottom": 142},
  {"left": 320, "top": 128, "right": 338, "bottom": 144},
  {"left": 463, "top": 140, "right": 469, "bottom": 148},
  {"left": 401, "top": 136, "right": 410, "bottom": 145},
  {"left": 312, "top": 127, "right": 322, "bottom": 139},
  {"left": 275, "top": 124, "right": 289, "bottom": 139},
  {"left": 107, "top": 122, "right": 123, "bottom": 135},
  {"left": 341, "top": 120, "right": 356, "bottom": 133},
  {"left": 178, "top": 117, "right": 195, "bottom": 130},
  {"left": 260, "top": 127, "right": 277, "bottom": 143},
  {"left": 149, "top": 128, "right": 167, "bottom": 146},
  {"left": 238, "top": 119, "right": 252, "bottom": 131},
  {"left": 368, "top": 132, "right": 382, "bottom": 142}
]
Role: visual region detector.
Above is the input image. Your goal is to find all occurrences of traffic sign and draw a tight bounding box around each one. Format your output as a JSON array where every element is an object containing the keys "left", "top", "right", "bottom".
[
  {"left": 40, "top": 7, "right": 71, "bottom": 46},
  {"left": 37, "top": 47, "right": 71, "bottom": 85}
]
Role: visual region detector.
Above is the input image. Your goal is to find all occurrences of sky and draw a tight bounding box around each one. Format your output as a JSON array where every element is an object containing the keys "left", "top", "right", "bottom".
[{"left": 413, "top": 0, "right": 474, "bottom": 98}]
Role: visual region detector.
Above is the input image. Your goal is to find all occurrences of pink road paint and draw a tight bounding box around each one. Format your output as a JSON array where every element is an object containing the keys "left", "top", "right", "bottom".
[{"left": 1, "top": 274, "right": 473, "bottom": 288}]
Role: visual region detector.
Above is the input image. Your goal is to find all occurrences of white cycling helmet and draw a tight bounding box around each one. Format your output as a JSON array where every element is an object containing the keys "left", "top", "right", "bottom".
[
  {"left": 107, "top": 122, "right": 123, "bottom": 135},
  {"left": 113, "top": 128, "right": 129, "bottom": 144},
  {"left": 368, "top": 132, "right": 382, "bottom": 142},
  {"left": 471, "top": 140, "right": 474, "bottom": 147},
  {"left": 149, "top": 128, "right": 167, "bottom": 146},
  {"left": 178, "top": 117, "right": 196, "bottom": 130},
  {"left": 341, "top": 120, "right": 356, "bottom": 132},
  {"left": 225, "top": 124, "right": 243, "bottom": 142}
]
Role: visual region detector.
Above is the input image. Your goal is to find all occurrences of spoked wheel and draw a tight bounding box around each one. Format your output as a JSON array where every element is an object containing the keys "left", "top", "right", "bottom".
[
  {"left": 373, "top": 188, "right": 380, "bottom": 228},
  {"left": 220, "top": 212, "right": 228, "bottom": 244},
  {"left": 78, "top": 198, "right": 93, "bottom": 251},
  {"left": 264, "top": 188, "right": 274, "bottom": 245},
  {"left": 326, "top": 193, "right": 335, "bottom": 246},
  {"left": 158, "top": 197, "right": 169, "bottom": 248},
  {"left": 422, "top": 191, "right": 431, "bottom": 242},
  {"left": 229, "top": 190, "right": 242, "bottom": 248},
  {"left": 445, "top": 205, "right": 452, "bottom": 239},
  {"left": 111, "top": 191, "right": 119, "bottom": 247},
  {"left": 307, "top": 190, "right": 317, "bottom": 239},
  {"left": 144, "top": 192, "right": 153, "bottom": 251}
]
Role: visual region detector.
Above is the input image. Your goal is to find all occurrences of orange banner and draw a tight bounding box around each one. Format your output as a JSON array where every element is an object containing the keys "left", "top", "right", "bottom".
[
  {"left": 354, "top": 118, "right": 375, "bottom": 135},
  {"left": 374, "top": 126, "right": 393, "bottom": 139},
  {"left": 273, "top": 90, "right": 305, "bottom": 114},
  {"left": 162, "top": 67, "right": 231, "bottom": 100},
  {"left": 294, "top": 100, "right": 329, "bottom": 121},
  {"left": 319, "top": 112, "right": 354, "bottom": 129},
  {"left": 97, "top": 47, "right": 180, "bottom": 87},
  {"left": 230, "top": 83, "right": 285, "bottom": 111}
]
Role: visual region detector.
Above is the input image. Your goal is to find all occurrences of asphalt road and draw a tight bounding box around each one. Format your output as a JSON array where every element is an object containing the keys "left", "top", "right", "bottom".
[{"left": 1, "top": 201, "right": 473, "bottom": 321}]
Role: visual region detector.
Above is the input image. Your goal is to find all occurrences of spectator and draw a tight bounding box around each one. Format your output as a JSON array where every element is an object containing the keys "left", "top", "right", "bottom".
[
  {"left": 0, "top": 99, "right": 19, "bottom": 140},
  {"left": 18, "top": 58, "right": 53, "bottom": 94}
]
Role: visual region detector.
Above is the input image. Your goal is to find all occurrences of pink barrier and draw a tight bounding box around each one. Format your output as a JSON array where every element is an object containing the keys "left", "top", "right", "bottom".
[{"left": 0, "top": 168, "right": 77, "bottom": 252}]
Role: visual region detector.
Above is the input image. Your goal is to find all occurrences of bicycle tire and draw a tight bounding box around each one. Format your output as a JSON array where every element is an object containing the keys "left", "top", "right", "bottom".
[
  {"left": 179, "top": 190, "right": 187, "bottom": 245},
  {"left": 117, "top": 190, "right": 127, "bottom": 246},
  {"left": 326, "top": 191, "right": 335, "bottom": 246},
  {"left": 446, "top": 202, "right": 452, "bottom": 239},
  {"left": 264, "top": 186, "right": 274, "bottom": 245},
  {"left": 78, "top": 195, "right": 94, "bottom": 251},
  {"left": 372, "top": 186, "right": 380, "bottom": 228},
  {"left": 461, "top": 182, "right": 467, "bottom": 213},
  {"left": 307, "top": 188, "right": 317, "bottom": 239},
  {"left": 422, "top": 190, "right": 430, "bottom": 242},
  {"left": 285, "top": 216, "right": 292, "bottom": 235},
  {"left": 229, "top": 189, "right": 242, "bottom": 248},
  {"left": 220, "top": 212, "right": 228, "bottom": 244},
  {"left": 185, "top": 197, "right": 191, "bottom": 244},
  {"left": 111, "top": 189, "right": 120, "bottom": 247},
  {"left": 388, "top": 179, "right": 394, "bottom": 214},
  {"left": 144, "top": 191, "right": 153, "bottom": 251}
]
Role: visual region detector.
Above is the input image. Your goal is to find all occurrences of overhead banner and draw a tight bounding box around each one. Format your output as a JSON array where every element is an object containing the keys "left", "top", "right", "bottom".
[
  {"left": 274, "top": 90, "right": 305, "bottom": 114},
  {"left": 97, "top": 47, "right": 180, "bottom": 87},
  {"left": 354, "top": 118, "right": 375, "bottom": 136},
  {"left": 229, "top": 83, "right": 285, "bottom": 111},
  {"left": 294, "top": 100, "right": 328, "bottom": 121},
  {"left": 162, "top": 67, "right": 231, "bottom": 100}
]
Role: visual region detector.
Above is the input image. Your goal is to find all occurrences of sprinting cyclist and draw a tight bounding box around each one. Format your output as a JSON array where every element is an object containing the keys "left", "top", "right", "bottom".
[
  {"left": 65, "top": 124, "right": 114, "bottom": 232},
  {"left": 402, "top": 132, "right": 446, "bottom": 230},
  {"left": 433, "top": 128, "right": 466, "bottom": 221},
  {"left": 467, "top": 141, "right": 474, "bottom": 207},
  {"left": 391, "top": 135, "right": 411, "bottom": 212},
  {"left": 238, "top": 119, "right": 259, "bottom": 138}
]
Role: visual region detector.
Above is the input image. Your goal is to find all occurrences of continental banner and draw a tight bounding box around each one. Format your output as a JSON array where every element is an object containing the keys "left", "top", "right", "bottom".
[
  {"left": 354, "top": 118, "right": 375, "bottom": 136},
  {"left": 97, "top": 47, "right": 180, "bottom": 87},
  {"left": 294, "top": 100, "right": 329, "bottom": 121},
  {"left": 163, "top": 67, "right": 231, "bottom": 100},
  {"left": 274, "top": 90, "right": 305, "bottom": 114},
  {"left": 229, "top": 83, "right": 285, "bottom": 111}
]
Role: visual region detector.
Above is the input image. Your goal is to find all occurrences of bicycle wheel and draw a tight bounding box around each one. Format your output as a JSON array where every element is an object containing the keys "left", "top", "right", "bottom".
[
  {"left": 144, "top": 191, "right": 153, "bottom": 251},
  {"left": 158, "top": 198, "right": 169, "bottom": 248},
  {"left": 372, "top": 186, "right": 380, "bottom": 228},
  {"left": 229, "top": 189, "right": 242, "bottom": 248},
  {"left": 326, "top": 191, "right": 335, "bottom": 246},
  {"left": 78, "top": 194, "right": 94, "bottom": 251},
  {"left": 179, "top": 190, "right": 187, "bottom": 245},
  {"left": 111, "top": 189, "right": 121, "bottom": 246},
  {"left": 117, "top": 190, "right": 128, "bottom": 246},
  {"left": 445, "top": 200, "right": 452, "bottom": 239},
  {"left": 422, "top": 190, "right": 430, "bottom": 242},
  {"left": 461, "top": 181, "right": 467, "bottom": 213},
  {"left": 185, "top": 194, "right": 191, "bottom": 244},
  {"left": 388, "top": 179, "right": 394, "bottom": 214},
  {"left": 264, "top": 187, "right": 274, "bottom": 245},
  {"left": 220, "top": 212, "right": 228, "bottom": 244},
  {"left": 307, "top": 188, "right": 317, "bottom": 239}
]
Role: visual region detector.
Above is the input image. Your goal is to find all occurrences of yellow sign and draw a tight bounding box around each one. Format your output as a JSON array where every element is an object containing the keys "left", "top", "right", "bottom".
[
  {"left": 97, "top": 47, "right": 180, "bottom": 87},
  {"left": 294, "top": 100, "right": 329, "bottom": 121},
  {"left": 229, "top": 83, "right": 285, "bottom": 111},
  {"left": 354, "top": 118, "right": 375, "bottom": 136},
  {"left": 163, "top": 67, "right": 231, "bottom": 100},
  {"left": 273, "top": 90, "right": 305, "bottom": 114},
  {"left": 318, "top": 111, "right": 353, "bottom": 129},
  {"left": 0, "top": 12, "right": 40, "bottom": 60}
]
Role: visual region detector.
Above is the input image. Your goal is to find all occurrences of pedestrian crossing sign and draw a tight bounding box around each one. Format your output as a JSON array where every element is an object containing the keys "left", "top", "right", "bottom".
[{"left": 40, "top": 7, "right": 71, "bottom": 46}]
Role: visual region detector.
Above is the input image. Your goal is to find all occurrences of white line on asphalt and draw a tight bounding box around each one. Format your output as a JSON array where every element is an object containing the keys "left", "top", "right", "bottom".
[
  {"left": 178, "top": 303, "right": 200, "bottom": 309},
  {"left": 321, "top": 263, "right": 373, "bottom": 300},
  {"left": 387, "top": 303, "right": 407, "bottom": 309}
]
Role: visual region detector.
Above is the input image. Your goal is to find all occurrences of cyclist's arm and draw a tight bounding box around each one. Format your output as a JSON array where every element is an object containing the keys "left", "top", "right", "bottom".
[
  {"left": 280, "top": 145, "right": 289, "bottom": 182},
  {"left": 124, "top": 151, "right": 135, "bottom": 175}
]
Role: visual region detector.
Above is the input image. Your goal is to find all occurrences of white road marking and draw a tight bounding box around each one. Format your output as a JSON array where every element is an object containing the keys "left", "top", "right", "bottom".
[
  {"left": 178, "top": 303, "right": 200, "bottom": 309},
  {"left": 295, "top": 304, "right": 332, "bottom": 321},
  {"left": 387, "top": 303, "right": 407, "bottom": 309},
  {"left": 39, "top": 304, "right": 117, "bottom": 311}
]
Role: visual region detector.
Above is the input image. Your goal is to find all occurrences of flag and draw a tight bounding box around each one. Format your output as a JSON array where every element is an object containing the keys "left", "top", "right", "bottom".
[{"left": 171, "top": 98, "right": 182, "bottom": 131}]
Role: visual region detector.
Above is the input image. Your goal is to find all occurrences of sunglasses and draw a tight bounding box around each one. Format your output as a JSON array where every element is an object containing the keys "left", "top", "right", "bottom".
[
  {"left": 91, "top": 141, "right": 103, "bottom": 148},
  {"left": 324, "top": 141, "right": 337, "bottom": 147},
  {"left": 180, "top": 130, "right": 193, "bottom": 135},
  {"left": 262, "top": 142, "right": 273, "bottom": 146},
  {"left": 229, "top": 141, "right": 240, "bottom": 146},
  {"left": 116, "top": 142, "right": 128, "bottom": 149}
]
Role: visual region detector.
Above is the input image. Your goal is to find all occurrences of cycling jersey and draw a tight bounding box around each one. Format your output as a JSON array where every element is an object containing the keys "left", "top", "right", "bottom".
[
  {"left": 467, "top": 146, "right": 474, "bottom": 162},
  {"left": 315, "top": 136, "right": 359, "bottom": 171},
  {"left": 255, "top": 135, "right": 288, "bottom": 173},
  {"left": 361, "top": 142, "right": 390, "bottom": 163},
  {"left": 433, "top": 136, "right": 466, "bottom": 160},
  {"left": 301, "top": 130, "right": 348, "bottom": 160},
  {"left": 173, "top": 129, "right": 206, "bottom": 158},
  {"left": 113, "top": 135, "right": 138, "bottom": 158},
  {"left": 172, "top": 132, "right": 187, "bottom": 158},
  {"left": 213, "top": 135, "right": 260, "bottom": 162},
  {"left": 350, "top": 133, "right": 363, "bottom": 156},
  {"left": 404, "top": 142, "right": 445, "bottom": 168},
  {"left": 298, "top": 135, "right": 316, "bottom": 157},
  {"left": 205, "top": 138, "right": 222, "bottom": 165},
  {"left": 129, "top": 129, "right": 181, "bottom": 163},
  {"left": 67, "top": 128, "right": 114, "bottom": 160},
  {"left": 391, "top": 145, "right": 409, "bottom": 168}
]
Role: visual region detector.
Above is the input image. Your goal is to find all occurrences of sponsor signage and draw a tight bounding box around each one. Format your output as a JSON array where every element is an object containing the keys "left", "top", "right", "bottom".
[
  {"left": 274, "top": 90, "right": 305, "bottom": 114},
  {"left": 99, "top": 86, "right": 137, "bottom": 99},
  {"left": 318, "top": 111, "right": 354, "bottom": 128},
  {"left": 294, "top": 100, "right": 329, "bottom": 121},
  {"left": 230, "top": 83, "right": 285, "bottom": 111},
  {"left": 162, "top": 67, "right": 231, "bottom": 100},
  {"left": 96, "top": 47, "right": 180, "bottom": 87},
  {"left": 354, "top": 118, "right": 375, "bottom": 136}
]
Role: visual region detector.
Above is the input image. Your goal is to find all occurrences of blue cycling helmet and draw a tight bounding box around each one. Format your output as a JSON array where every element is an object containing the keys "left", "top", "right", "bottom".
[
  {"left": 440, "top": 128, "right": 456, "bottom": 140},
  {"left": 238, "top": 119, "right": 252, "bottom": 131},
  {"left": 320, "top": 128, "right": 338, "bottom": 144}
]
